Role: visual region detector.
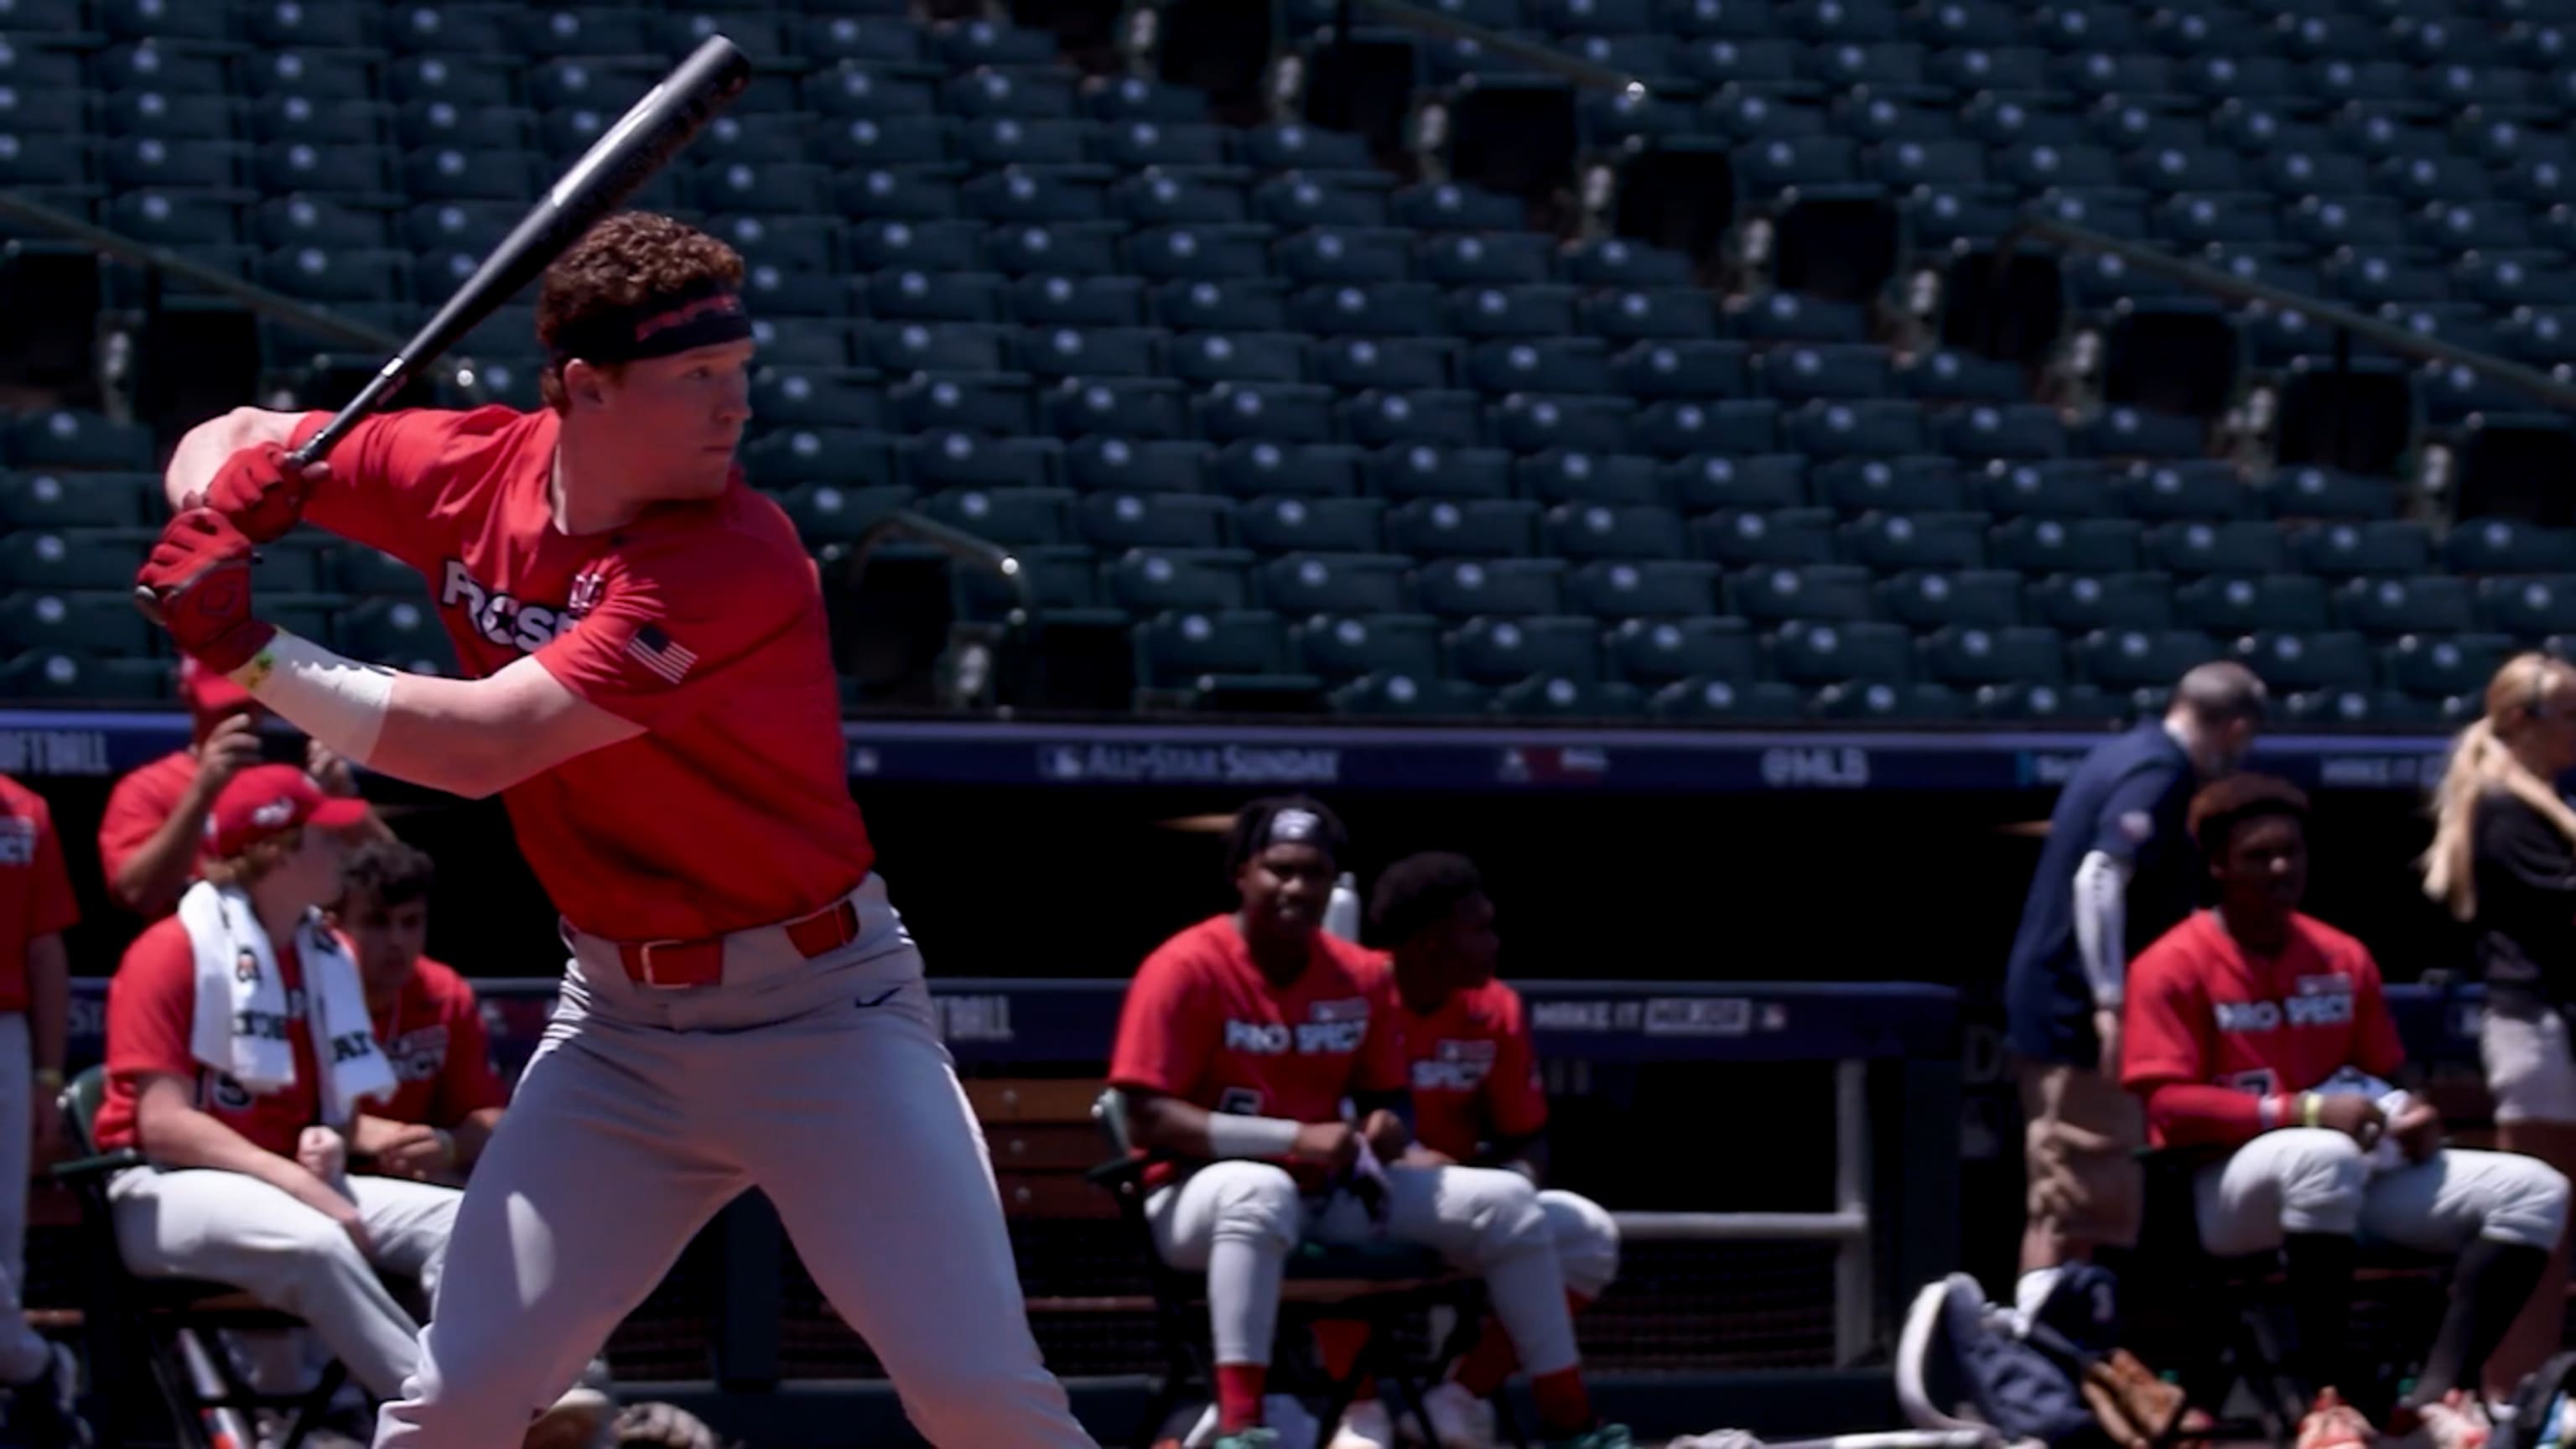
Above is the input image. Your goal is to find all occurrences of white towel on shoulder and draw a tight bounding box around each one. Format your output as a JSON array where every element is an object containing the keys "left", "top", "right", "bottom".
[{"left": 178, "top": 879, "right": 396, "bottom": 1126}]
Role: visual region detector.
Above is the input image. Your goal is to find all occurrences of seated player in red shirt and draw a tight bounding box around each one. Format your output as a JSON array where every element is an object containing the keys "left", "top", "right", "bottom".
[
  {"left": 1106, "top": 797, "right": 1629, "bottom": 1449},
  {"left": 2122, "top": 775, "right": 2569, "bottom": 1449},
  {"left": 330, "top": 840, "right": 508, "bottom": 1187},
  {"left": 92, "top": 766, "right": 460, "bottom": 1408},
  {"left": 1313, "top": 851, "right": 1623, "bottom": 1449}
]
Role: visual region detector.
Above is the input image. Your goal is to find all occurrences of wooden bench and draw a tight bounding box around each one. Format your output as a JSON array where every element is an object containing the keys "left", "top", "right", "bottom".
[{"left": 967, "top": 1076, "right": 1121, "bottom": 1222}]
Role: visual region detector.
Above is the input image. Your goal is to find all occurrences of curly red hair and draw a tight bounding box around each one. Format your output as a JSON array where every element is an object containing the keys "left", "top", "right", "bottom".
[{"left": 535, "top": 211, "right": 745, "bottom": 411}]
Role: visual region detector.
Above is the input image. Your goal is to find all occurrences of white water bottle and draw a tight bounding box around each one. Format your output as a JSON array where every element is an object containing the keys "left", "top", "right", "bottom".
[{"left": 1323, "top": 870, "right": 1361, "bottom": 941}]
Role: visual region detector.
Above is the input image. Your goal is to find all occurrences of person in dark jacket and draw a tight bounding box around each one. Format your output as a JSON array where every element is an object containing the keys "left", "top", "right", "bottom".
[{"left": 2003, "top": 661, "right": 2267, "bottom": 1322}]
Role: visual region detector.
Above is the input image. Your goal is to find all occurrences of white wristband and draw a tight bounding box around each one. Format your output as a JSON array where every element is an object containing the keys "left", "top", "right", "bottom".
[
  {"left": 233, "top": 629, "right": 394, "bottom": 766},
  {"left": 1205, "top": 1113, "right": 1303, "bottom": 1160}
]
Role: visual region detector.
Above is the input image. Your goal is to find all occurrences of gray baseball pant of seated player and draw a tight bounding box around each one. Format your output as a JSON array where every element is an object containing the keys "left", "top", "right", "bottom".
[
  {"left": 107, "top": 1166, "right": 461, "bottom": 1397},
  {"left": 1147, "top": 1158, "right": 1586, "bottom": 1374},
  {"left": 2193, "top": 1127, "right": 2571, "bottom": 1256},
  {"left": 371, "top": 873, "right": 1097, "bottom": 1449}
]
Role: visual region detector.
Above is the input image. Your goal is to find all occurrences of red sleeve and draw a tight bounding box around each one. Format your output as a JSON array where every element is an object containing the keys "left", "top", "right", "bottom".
[
  {"left": 104, "top": 925, "right": 200, "bottom": 1084},
  {"left": 1481, "top": 988, "right": 1549, "bottom": 1141},
  {"left": 97, "top": 759, "right": 182, "bottom": 892},
  {"left": 2120, "top": 930, "right": 2209, "bottom": 1090},
  {"left": 532, "top": 536, "right": 808, "bottom": 730},
  {"left": 1109, "top": 940, "right": 1213, "bottom": 1102},
  {"left": 2349, "top": 947, "right": 2406, "bottom": 1081},
  {"left": 2143, "top": 1083, "right": 2268, "bottom": 1147},
  {"left": 290, "top": 408, "right": 472, "bottom": 572},
  {"left": 1353, "top": 953, "right": 1406, "bottom": 1096},
  {"left": 428, "top": 971, "right": 509, "bottom": 1122},
  {"left": 2124, "top": 929, "right": 2286, "bottom": 1148},
  {"left": 23, "top": 794, "right": 75, "bottom": 939}
]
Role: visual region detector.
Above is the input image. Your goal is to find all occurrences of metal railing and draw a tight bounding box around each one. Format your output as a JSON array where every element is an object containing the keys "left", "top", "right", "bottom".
[
  {"left": 2002, "top": 211, "right": 2576, "bottom": 415},
  {"left": 0, "top": 189, "right": 489, "bottom": 403}
]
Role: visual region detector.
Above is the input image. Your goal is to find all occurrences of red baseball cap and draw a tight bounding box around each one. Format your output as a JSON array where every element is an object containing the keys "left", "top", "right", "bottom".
[
  {"left": 179, "top": 657, "right": 256, "bottom": 718},
  {"left": 203, "top": 764, "right": 367, "bottom": 860}
]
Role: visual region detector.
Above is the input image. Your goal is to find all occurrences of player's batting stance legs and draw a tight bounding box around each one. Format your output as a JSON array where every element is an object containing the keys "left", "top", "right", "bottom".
[{"left": 374, "top": 879, "right": 1094, "bottom": 1448}]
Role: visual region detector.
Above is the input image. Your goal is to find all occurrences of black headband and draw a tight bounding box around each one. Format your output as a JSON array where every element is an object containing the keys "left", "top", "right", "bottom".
[{"left": 548, "top": 281, "right": 753, "bottom": 366}]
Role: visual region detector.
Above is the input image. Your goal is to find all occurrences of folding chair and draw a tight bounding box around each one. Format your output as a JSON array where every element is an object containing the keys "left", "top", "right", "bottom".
[
  {"left": 1084, "top": 1087, "right": 1510, "bottom": 1449},
  {"left": 51, "top": 1067, "right": 352, "bottom": 1449},
  {"left": 2124, "top": 1149, "right": 2449, "bottom": 1448}
]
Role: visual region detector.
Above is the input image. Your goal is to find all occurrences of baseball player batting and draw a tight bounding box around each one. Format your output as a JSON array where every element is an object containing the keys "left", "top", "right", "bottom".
[{"left": 135, "top": 212, "right": 1099, "bottom": 1449}]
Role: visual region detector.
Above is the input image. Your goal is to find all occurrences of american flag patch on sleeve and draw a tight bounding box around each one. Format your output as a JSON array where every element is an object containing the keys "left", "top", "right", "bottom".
[{"left": 626, "top": 624, "right": 699, "bottom": 684}]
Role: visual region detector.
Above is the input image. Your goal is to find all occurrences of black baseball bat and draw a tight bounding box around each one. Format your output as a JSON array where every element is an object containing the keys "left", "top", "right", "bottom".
[{"left": 288, "top": 34, "right": 753, "bottom": 466}]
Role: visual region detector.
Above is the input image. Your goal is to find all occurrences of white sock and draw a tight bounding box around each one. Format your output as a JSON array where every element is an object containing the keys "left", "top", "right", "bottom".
[{"left": 2013, "top": 1267, "right": 2064, "bottom": 1333}]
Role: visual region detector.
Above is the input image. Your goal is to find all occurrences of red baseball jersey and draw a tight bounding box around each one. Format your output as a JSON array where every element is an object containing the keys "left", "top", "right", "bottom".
[
  {"left": 1109, "top": 916, "right": 1406, "bottom": 1190},
  {"left": 289, "top": 406, "right": 876, "bottom": 942},
  {"left": 0, "top": 772, "right": 76, "bottom": 1012},
  {"left": 363, "top": 953, "right": 508, "bottom": 1129},
  {"left": 94, "top": 915, "right": 321, "bottom": 1157},
  {"left": 2122, "top": 910, "right": 2406, "bottom": 1147},
  {"left": 1379, "top": 978, "right": 1548, "bottom": 1163},
  {"left": 97, "top": 750, "right": 197, "bottom": 916}
]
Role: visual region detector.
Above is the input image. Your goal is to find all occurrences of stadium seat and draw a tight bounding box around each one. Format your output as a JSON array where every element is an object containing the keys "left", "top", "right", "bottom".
[
  {"left": 2028, "top": 574, "right": 2177, "bottom": 632},
  {"left": 1206, "top": 442, "right": 1361, "bottom": 500},
  {"left": 1768, "top": 620, "right": 1914, "bottom": 685},
  {"left": 1877, "top": 569, "right": 2024, "bottom": 629},
  {"left": 1233, "top": 496, "right": 1385, "bottom": 554},
  {"left": 1977, "top": 462, "right": 2114, "bottom": 518},
  {"left": 1669, "top": 454, "right": 1807, "bottom": 512},
  {"left": 2110, "top": 462, "right": 2249, "bottom": 521},
  {"left": 1838, "top": 512, "right": 1988, "bottom": 571},
  {"left": 1990, "top": 517, "right": 2145, "bottom": 574},
  {"left": 2478, "top": 577, "right": 2576, "bottom": 639},
  {"left": 1813, "top": 458, "right": 1966, "bottom": 515},
  {"left": 2077, "top": 628, "right": 2225, "bottom": 688},
  {"left": 1364, "top": 445, "right": 1515, "bottom": 502},
  {"left": 1446, "top": 615, "right": 1602, "bottom": 684},
  {"left": 1414, "top": 558, "right": 1567, "bottom": 619},
  {"left": 1918, "top": 625, "right": 2068, "bottom": 685},
  {"left": 2142, "top": 521, "right": 2290, "bottom": 576},
  {"left": 1731, "top": 564, "right": 1876, "bottom": 622},
  {"left": 1329, "top": 670, "right": 1494, "bottom": 717},
  {"left": 1517, "top": 452, "right": 1662, "bottom": 507},
  {"left": 922, "top": 486, "right": 1075, "bottom": 548},
  {"left": 1294, "top": 611, "right": 1442, "bottom": 680},
  {"left": 2449, "top": 519, "right": 2576, "bottom": 575},
  {"left": 2383, "top": 631, "right": 2516, "bottom": 701},
  {"left": 1386, "top": 498, "right": 1540, "bottom": 557},
  {"left": 1694, "top": 508, "right": 1838, "bottom": 568},
  {"left": 1104, "top": 548, "right": 1255, "bottom": 614},
  {"left": 1132, "top": 610, "right": 1312, "bottom": 698},
  {"left": 2174, "top": 575, "right": 2333, "bottom": 634},
  {"left": 1263, "top": 554, "right": 1411, "bottom": 616},
  {"left": 1648, "top": 675, "right": 1805, "bottom": 721},
  {"left": 2332, "top": 576, "right": 2476, "bottom": 636},
  {"left": 2231, "top": 630, "right": 2377, "bottom": 692}
]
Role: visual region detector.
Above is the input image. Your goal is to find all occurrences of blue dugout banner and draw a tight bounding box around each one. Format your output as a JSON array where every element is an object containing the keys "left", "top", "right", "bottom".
[{"left": 0, "top": 709, "right": 2451, "bottom": 794}]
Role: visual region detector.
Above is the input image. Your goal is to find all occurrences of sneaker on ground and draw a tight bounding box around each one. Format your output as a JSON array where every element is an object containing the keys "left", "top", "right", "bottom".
[
  {"left": 1414, "top": 1383, "right": 1498, "bottom": 1448},
  {"left": 2405, "top": 1390, "right": 2494, "bottom": 1449},
  {"left": 1330, "top": 1398, "right": 1396, "bottom": 1449},
  {"left": 1187, "top": 1394, "right": 1321, "bottom": 1449},
  {"left": 2299, "top": 1389, "right": 2380, "bottom": 1449}
]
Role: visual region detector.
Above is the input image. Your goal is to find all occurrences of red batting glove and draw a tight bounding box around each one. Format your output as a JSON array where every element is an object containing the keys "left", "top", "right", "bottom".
[
  {"left": 201, "top": 442, "right": 316, "bottom": 544},
  {"left": 137, "top": 509, "right": 277, "bottom": 674}
]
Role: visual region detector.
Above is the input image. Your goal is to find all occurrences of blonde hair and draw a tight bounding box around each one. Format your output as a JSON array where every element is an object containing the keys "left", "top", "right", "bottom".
[
  {"left": 201, "top": 828, "right": 302, "bottom": 891},
  {"left": 2421, "top": 652, "right": 2576, "bottom": 919}
]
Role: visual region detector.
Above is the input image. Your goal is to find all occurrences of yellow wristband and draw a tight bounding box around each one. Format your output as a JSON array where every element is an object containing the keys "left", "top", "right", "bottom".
[{"left": 2302, "top": 1093, "right": 2323, "bottom": 1129}]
